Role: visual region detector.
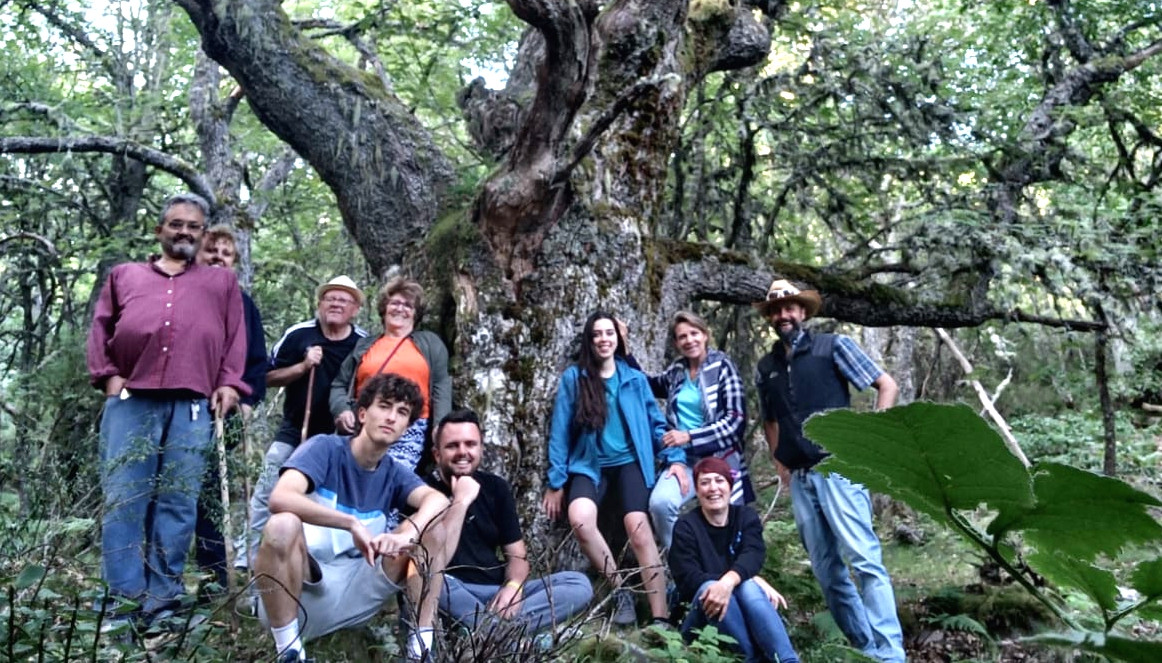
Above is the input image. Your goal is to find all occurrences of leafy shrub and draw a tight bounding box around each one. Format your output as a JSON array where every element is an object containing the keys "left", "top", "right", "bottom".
[{"left": 806, "top": 403, "right": 1162, "bottom": 662}]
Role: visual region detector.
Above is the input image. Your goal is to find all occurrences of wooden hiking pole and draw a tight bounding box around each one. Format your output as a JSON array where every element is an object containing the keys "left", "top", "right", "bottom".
[
  {"left": 239, "top": 409, "right": 255, "bottom": 589},
  {"left": 213, "top": 412, "right": 239, "bottom": 631},
  {"left": 300, "top": 365, "right": 316, "bottom": 443}
]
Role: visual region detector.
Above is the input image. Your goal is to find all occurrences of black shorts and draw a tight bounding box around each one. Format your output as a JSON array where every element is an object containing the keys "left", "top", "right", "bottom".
[{"left": 566, "top": 462, "right": 650, "bottom": 515}]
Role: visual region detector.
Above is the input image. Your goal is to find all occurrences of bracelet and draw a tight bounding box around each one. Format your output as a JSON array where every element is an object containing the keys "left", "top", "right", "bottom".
[{"left": 505, "top": 580, "right": 523, "bottom": 592}]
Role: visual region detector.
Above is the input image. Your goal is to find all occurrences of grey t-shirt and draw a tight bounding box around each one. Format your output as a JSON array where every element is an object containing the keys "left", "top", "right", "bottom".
[{"left": 282, "top": 433, "right": 424, "bottom": 561}]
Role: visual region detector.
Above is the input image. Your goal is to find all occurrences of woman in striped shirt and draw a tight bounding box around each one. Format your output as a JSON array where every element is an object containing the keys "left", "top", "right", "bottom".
[{"left": 647, "top": 311, "right": 755, "bottom": 550}]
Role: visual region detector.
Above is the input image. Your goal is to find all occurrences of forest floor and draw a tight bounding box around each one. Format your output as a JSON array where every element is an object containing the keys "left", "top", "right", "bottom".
[{"left": 5, "top": 433, "right": 1159, "bottom": 662}]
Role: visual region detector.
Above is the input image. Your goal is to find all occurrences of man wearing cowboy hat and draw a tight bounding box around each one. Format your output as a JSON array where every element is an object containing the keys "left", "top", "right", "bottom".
[
  {"left": 753, "top": 278, "right": 905, "bottom": 663},
  {"left": 242, "top": 275, "right": 368, "bottom": 567}
]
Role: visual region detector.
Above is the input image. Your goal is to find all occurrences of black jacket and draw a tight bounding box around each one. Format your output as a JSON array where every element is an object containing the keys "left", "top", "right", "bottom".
[{"left": 668, "top": 504, "right": 766, "bottom": 604}]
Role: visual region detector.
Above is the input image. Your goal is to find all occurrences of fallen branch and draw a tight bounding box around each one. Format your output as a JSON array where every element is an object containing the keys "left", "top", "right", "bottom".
[{"left": 935, "top": 328, "right": 1030, "bottom": 467}]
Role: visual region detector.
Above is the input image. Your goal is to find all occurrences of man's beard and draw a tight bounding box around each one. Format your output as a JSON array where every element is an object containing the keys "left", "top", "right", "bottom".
[
  {"left": 776, "top": 320, "right": 801, "bottom": 344},
  {"left": 164, "top": 238, "right": 197, "bottom": 261}
]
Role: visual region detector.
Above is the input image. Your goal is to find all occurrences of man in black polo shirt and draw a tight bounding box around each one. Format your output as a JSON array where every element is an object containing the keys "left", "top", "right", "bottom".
[
  {"left": 243, "top": 276, "right": 367, "bottom": 565},
  {"left": 427, "top": 409, "right": 593, "bottom": 632}
]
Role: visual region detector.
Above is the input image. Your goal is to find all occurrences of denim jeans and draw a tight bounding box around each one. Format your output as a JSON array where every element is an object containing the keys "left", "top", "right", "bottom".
[
  {"left": 247, "top": 440, "right": 296, "bottom": 555},
  {"left": 99, "top": 394, "right": 212, "bottom": 615},
  {"left": 681, "top": 579, "right": 799, "bottom": 662},
  {"left": 648, "top": 469, "right": 695, "bottom": 550},
  {"left": 440, "top": 571, "right": 593, "bottom": 632},
  {"left": 790, "top": 470, "right": 905, "bottom": 663}
]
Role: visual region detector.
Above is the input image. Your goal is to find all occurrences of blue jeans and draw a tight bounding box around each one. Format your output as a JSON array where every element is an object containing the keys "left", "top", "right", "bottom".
[
  {"left": 440, "top": 571, "right": 593, "bottom": 632},
  {"left": 681, "top": 579, "right": 799, "bottom": 662},
  {"left": 648, "top": 470, "right": 696, "bottom": 550},
  {"left": 790, "top": 470, "right": 905, "bottom": 663},
  {"left": 99, "top": 394, "right": 212, "bottom": 615}
]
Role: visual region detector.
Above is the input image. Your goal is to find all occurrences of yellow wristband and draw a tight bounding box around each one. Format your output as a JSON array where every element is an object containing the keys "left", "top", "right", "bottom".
[{"left": 505, "top": 580, "right": 523, "bottom": 592}]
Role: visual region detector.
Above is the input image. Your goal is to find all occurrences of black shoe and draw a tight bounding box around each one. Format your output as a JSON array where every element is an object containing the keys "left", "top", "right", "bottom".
[{"left": 277, "top": 649, "right": 315, "bottom": 663}]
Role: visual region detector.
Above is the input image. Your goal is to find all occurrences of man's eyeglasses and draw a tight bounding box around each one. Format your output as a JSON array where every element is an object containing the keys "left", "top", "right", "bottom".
[
  {"left": 386, "top": 299, "right": 415, "bottom": 310},
  {"left": 164, "top": 220, "right": 205, "bottom": 232},
  {"left": 322, "top": 296, "right": 356, "bottom": 306}
]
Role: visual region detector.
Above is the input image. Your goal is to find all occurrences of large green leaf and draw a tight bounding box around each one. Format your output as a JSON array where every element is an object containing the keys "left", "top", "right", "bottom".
[
  {"left": 1023, "top": 631, "right": 1162, "bottom": 663},
  {"left": 990, "top": 462, "right": 1162, "bottom": 561},
  {"left": 806, "top": 402, "right": 1034, "bottom": 524},
  {"left": 1026, "top": 551, "right": 1118, "bottom": 613},
  {"left": 1131, "top": 557, "right": 1162, "bottom": 603}
]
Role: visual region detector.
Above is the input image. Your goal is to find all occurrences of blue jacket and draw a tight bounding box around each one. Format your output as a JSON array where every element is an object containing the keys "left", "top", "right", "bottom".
[{"left": 547, "top": 358, "right": 684, "bottom": 490}]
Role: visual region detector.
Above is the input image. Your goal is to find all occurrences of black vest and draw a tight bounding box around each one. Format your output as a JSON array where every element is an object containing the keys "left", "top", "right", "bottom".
[{"left": 756, "top": 332, "right": 851, "bottom": 469}]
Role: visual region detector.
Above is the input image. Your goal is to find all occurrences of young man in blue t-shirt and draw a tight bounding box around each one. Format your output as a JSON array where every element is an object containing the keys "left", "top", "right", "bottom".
[{"left": 254, "top": 373, "right": 452, "bottom": 663}]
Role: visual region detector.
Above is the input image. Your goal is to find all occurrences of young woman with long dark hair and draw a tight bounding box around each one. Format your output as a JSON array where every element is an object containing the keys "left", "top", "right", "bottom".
[{"left": 541, "top": 311, "right": 685, "bottom": 626}]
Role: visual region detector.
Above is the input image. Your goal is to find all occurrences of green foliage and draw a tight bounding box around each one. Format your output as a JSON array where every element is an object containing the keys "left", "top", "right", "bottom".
[
  {"left": 644, "top": 624, "right": 741, "bottom": 662},
  {"left": 1009, "top": 411, "right": 1160, "bottom": 473},
  {"left": 806, "top": 402, "right": 1162, "bottom": 661},
  {"left": 922, "top": 612, "right": 992, "bottom": 641},
  {"left": 989, "top": 462, "right": 1162, "bottom": 561},
  {"left": 805, "top": 403, "right": 1035, "bottom": 522}
]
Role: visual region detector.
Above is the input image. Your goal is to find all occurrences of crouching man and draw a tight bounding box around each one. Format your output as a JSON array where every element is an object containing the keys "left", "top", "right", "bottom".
[
  {"left": 428, "top": 409, "right": 593, "bottom": 633},
  {"left": 255, "top": 373, "right": 451, "bottom": 662}
]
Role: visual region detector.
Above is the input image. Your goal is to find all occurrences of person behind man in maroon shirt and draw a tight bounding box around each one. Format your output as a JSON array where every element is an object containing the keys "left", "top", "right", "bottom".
[{"left": 87, "top": 192, "right": 250, "bottom": 627}]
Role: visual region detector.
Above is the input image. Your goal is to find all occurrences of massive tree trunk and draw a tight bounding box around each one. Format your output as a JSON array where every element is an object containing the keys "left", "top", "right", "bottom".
[
  {"left": 174, "top": 0, "right": 779, "bottom": 530},
  {"left": 444, "top": 0, "right": 778, "bottom": 533}
]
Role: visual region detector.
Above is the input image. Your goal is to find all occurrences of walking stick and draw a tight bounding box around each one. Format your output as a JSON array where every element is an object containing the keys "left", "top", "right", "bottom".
[
  {"left": 300, "top": 366, "right": 316, "bottom": 444},
  {"left": 239, "top": 410, "right": 255, "bottom": 590},
  {"left": 214, "top": 412, "right": 238, "bottom": 631}
]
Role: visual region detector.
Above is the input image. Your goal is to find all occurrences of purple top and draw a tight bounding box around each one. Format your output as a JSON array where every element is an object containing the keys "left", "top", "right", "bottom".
[{"left": 86, "top": 261, "right": 251, "bottom": 398}]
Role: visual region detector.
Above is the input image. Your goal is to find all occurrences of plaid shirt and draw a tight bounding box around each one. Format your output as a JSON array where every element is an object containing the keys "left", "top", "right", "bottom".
[
  {"left": 832, "top": 335, "right": 883, "bottom": 390},
  {"left": 789, "top": 331, "right": 882, "bottom": 391},
  {"left": 654, "top": 348, "right": 755, "bottom": 503}
]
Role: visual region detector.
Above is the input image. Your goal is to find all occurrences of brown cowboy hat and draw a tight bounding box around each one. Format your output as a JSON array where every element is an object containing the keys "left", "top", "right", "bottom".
[{"left": 752, "top": 278, "right": 823, "bottom": 319}]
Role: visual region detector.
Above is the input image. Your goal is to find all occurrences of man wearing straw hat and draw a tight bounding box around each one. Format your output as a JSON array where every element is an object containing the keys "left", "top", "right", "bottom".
[
  {"left": 753, "top": 279, "right": 905, "bottom": 663},
  {"left": 244, "top": 275, "right": 367, "bottom": 565}
]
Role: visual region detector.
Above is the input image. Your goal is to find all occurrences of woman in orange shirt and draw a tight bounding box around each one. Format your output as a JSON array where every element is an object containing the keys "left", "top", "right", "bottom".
[{"left": 329, "top": 276, "right": 451, "bottom": 470}]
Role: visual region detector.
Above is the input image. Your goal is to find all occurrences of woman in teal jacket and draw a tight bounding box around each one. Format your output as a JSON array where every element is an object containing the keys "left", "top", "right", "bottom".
[{"left": 542, "top": 311, "right": 687, "bottom": 626}]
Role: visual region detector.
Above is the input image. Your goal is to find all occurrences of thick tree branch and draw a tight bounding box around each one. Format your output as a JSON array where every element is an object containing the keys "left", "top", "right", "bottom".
[
  {"left": 174, "top": 0, "right": 452, "bottom": 275},
  {"left": 0, "top": 231, "right": 58, "bottom": 256},
  {"left": 552, "top": 73, "right": 677, "bottom": 185},
  {"left": 1048, "top": 0, "right": 1096, "bottom": 63},
  {"left": 990, "top": 36, "right": 1162, "bottom": 227},
  {"left": 651, "top": 239, "right": 1107, "bottom": 331},
  {"left": 0, "top": 136, "right": 214, "bottom": 202},
  {"left": 191, "top": 52, "right": 239, "bottom": 218},
  {"left": 473, "top": 1, "right": 593, "bottom": 279}
]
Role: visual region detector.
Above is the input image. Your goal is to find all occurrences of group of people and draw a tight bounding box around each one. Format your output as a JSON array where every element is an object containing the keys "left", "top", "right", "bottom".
[{"left": 87, "top": 191, "right": 907, "bottom": 663}]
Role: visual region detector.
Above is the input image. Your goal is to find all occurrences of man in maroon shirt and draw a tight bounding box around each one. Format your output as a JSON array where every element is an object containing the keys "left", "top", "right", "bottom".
[{"left": 87, "top": 192, "right": 250, "bottom": 625}]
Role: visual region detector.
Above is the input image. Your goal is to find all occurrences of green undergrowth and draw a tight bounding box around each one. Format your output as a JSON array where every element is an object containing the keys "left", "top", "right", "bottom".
[
  {"left": 4, "top": 405, "right": 1161, "bottom": 661},
  {"left": 806, "top": 402, "right": 1162, "bottom": 662}
]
